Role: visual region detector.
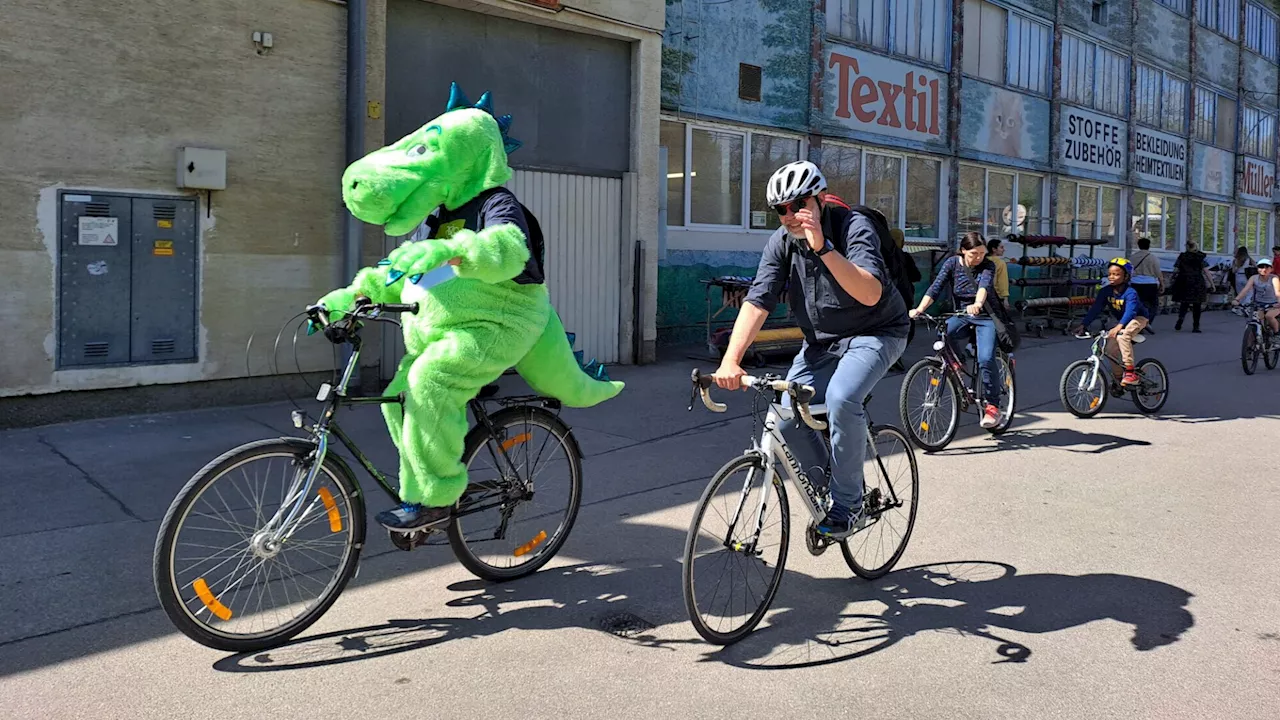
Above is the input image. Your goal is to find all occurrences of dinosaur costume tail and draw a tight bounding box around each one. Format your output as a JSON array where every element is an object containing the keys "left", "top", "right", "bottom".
[{"left": 515, "top": 309, "right": 624, "bottom": 407}]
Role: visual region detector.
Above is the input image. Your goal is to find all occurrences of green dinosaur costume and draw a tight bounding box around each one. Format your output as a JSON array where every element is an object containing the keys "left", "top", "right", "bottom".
[{"left": 317, "top": 83, "right": 623, "bottom": 511}]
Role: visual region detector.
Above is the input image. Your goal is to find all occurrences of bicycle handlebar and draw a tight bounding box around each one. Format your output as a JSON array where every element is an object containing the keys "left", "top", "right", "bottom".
[
  {"left": 305, "top": 296, "right": 419, "bottom": 345},
  {"left": 689, "top": 369, "right": 828, "bottom": 431}
]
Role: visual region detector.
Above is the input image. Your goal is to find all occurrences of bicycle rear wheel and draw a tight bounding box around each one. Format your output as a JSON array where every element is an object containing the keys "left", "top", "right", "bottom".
[
  {"left": 152, "top": 438, "right": 364, "bottom": 652},
  {"left": 899, "top": 358, "right": 960, "bottom": 451},
  {"left": 1131, "top": 359, "right": 1169, "bottom": 414},
  {"left": 447, "top": 406, "right": 583, "bottom": 582},
  {"left": 1242, "top": 327, "right": 1259, "bottom": 375},
  {"left": 682, "top": 454, "right": 789, "bottom": 645},
  {"left": 841, "top": 425, "right": 919, "bottom": 579},
  {"left": 987, "top": 353, "right": 1016, "bottom": 434}
]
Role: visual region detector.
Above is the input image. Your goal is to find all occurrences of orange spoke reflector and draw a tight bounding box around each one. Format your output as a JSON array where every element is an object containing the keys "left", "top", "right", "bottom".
[
  {"left": 513, "top": 530, "right": 548, "bottom": 557},
  {"left": 318, "top": 487, "right": 342, "bottom": 533},
  {"left": 930, "top": 377, "right": 939, "bottom": 386},
  {"left": 193, "top": 578, "right": 233, "bottom": 621},
  {"left": 920, "top": 422, "right": 930, "bottom": 432},
  {"left": 1089, "top": 398, "right": 1099, "bottom": 409},
  {"left": 500, "top": 432, "right": 532, "bottom": 451}
]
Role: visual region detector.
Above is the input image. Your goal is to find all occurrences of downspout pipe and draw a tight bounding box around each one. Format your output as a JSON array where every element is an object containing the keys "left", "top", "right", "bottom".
[{"left": 343, "top": 0, "right": 366, "bottom": 390}]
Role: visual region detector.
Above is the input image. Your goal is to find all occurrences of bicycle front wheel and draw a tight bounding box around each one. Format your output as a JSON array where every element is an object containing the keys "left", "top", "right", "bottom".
[
  {"left": 899, "top": 358, "right": 959, "bottom": 451},
  {"left": 841, "top": 425, "right": 919, "bottom": 579},
  {"left": 1242, "top": 327, "right": 1259, "bottom": 375},
  {"left": 152, "top": 439, "right": 365, "bottom": 652},
  {"left": 1263, "top": 327, "right": 1279, "bottom": 370},
  {"left": 447, "top": 406, "right": 583, "bottom": 582},
  {"left": 1060, "top": 359, "right": 1107, "bottom": 418},
  {"left": 682, "top": 454, "right": 789, "bottom": 645},
  {"left": 987, "top": 352, "right": 1016, "bottom": 434}
]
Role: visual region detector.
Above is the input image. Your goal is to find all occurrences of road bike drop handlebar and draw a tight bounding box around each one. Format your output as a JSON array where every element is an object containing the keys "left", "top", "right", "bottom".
[{"left": 688, "top": 369, "right": 828, "bottom": 431}]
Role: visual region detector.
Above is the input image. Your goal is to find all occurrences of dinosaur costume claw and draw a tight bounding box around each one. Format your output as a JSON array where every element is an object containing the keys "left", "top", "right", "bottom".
[{"left": 316, "top": 82, "right": 623, "bottom": 511}]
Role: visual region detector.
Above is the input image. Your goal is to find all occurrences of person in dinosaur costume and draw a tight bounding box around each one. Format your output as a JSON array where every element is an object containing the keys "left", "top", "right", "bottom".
[{"left": 315, "top": 83, "right": 624, "bottom": 531}]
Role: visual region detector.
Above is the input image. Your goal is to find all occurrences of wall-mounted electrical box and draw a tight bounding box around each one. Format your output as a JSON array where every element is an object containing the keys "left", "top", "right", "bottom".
[
  {"left": 177, "top": 147, "right": 227, "bottom": 190},
  {"left": 58, "top": 191, "right": 199, "bottom": 369}
]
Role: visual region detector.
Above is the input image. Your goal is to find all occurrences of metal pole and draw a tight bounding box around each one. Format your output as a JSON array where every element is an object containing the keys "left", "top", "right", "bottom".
[{"left": 343, "top": 0, "right": 366, "bottom": 390}]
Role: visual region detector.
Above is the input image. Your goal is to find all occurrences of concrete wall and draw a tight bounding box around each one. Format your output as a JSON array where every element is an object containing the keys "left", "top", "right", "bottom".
[
  {"left": 1135, "top": 1, "right": 1191, "bottom": 73},
  {"left": 0, "top": 0, "right": 389, "bottom": 399}
]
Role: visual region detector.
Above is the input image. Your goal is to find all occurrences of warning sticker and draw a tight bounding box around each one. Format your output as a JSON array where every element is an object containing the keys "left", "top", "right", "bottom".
[
  {"left": 153, "top": 240, "right": 174, "bottom": 256},
  {"left": 78, "top": 217, "right": 118, "bottom": 246},
  {"left": 157, "top": 219, "right": 173, "bottom": 229}
]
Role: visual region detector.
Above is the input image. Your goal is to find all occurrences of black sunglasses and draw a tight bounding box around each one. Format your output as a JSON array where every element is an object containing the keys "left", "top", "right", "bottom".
[{"left": 773, "top": 197, "right": 811, "bottom": 216}]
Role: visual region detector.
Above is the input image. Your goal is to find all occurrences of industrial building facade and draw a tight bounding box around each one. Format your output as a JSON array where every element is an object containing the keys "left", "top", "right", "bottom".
[{"left": 657, "top": 0, "right": 1280, "bottom": 346}]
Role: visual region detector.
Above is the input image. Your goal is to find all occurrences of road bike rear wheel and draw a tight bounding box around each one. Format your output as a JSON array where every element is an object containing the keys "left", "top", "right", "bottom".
[
  {"left": 682, "top": 454, "right": 789, "bottom": 645},
  {"left": 1060, "top": 359, "right": 1107, "bottom": 418},
  {"left": 899, "top": 358, "right": 960, "bottom": 452},
  {"left": 152, "top": 438, "right": 365, "bottom": 652},
  {"left": 447, "top": 406, "right": 583, "bottom": 582},
  {"left": 1242, "top": 327, "right": 1259, "bottom": 375},
  {"left": 1131, "top": 359, "right": 1169, "bottom": 414},
  {"left": 841, "top": 425, "right": 919, "bottom": 580}
]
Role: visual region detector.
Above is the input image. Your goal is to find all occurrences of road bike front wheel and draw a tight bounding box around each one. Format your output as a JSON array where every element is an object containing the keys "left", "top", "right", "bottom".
[
  {"left": 899, "top": 358, "right": 960, "bottom": 452},
  {"left": 682, "top": 454, "right": 790, "bottom": 645},
  {"left": 447, "top": 406, "right": 583, "bottom": 582},
  {"left": 1060, "top": 359, "right": 1107, "bottom": 418},
  {"left": 1131, "top": 358, "right": 1169, "bottom": 414},
  {"left": 152, "top": 438, "right": 365, "bottom": 653},
  {"left": 841, "top": 425, "right": 919, "bottom": 579},
  {"left": 1242, "top": 326, "right": 1259, "bottom": 375}
]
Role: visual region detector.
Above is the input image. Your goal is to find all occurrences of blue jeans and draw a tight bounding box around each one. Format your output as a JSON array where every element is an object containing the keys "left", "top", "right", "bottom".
[
  {"left": 779, "top": 334, "right": 907, "bottom": 514},
  {"left": 945, "top": 315, "right": 1000, "bottom": 406}
]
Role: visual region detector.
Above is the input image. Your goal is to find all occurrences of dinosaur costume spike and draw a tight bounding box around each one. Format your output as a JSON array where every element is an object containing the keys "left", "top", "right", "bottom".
[{"left": 318, "top": 82, "right": 623, "bottom": 518}]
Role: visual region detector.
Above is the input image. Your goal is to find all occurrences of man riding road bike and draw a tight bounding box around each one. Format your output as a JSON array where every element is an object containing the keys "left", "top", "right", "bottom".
[{"left": 711, "top": 160, "right": 909, "bottom": 538}]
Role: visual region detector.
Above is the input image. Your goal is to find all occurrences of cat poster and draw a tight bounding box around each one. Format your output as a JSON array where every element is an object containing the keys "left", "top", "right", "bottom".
[{"left": 960, "top": 81, "right": 1049, "bottom": 162}]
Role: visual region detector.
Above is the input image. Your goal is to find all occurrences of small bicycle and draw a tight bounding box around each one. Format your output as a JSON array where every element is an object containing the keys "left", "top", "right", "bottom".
[
  {"left": 1058, "top": 327, "right": 1169, "bottom": 418},
  {"left": 680, "top": 369, "right": 919, "bottom": 645},
  {"left": 1232, "top": 303, "right": 1279, "bottom": 375},
  {"left": 898, "top": 312, "right": 1016, "bottom": 452},
  {"left": 152, "top": 297, "right": 584, "bottom": 652}
]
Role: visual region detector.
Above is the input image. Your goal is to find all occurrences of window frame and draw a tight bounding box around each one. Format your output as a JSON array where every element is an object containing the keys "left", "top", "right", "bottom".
[
  {"left": 1193, "top": 85, "right": 1238, "bottom": 150},
  {"left": 1198, "top": 0, "right": 1241, "bottom": 40},
  {"left": 1240, "top": 207, "right": 1274, "bottom": 257},
  {"left": 1130, "top": 191, "right": 1185, "bottom": 252},
  {"left": 956, "top": 162, "right": 1050, "bottom": 240},
  {"left": 825, "top": 0, "right": 953, "bottom": 69},
  {"left": 1060, "top": 31, "right": 1130, "bottom": 118},
  {"left": 1135, "top": 64, "right": 1189, "bottom": 134},
  {"left": 821, "top": 139, "right": 946, "bottom": 242},
  {"left": 1006, "top": 10, "right": 1052, "bottom": 95},
  {"left": 1187, "top": 199, "right": 1233, "bottom": 255},
  {"left": 1246, "top": 2, "right": 1279, "bottom": 62},
  {"left": 1241, "top": 105, "right": 1277, "bottom": 159},
  {"left": 660, "top": 117, "right": 809, "bottom": 233},
  {"left": 1153, "top": 0, "right": 1188, "bottom": 14},
  {"left": 1056, "top": 178, "right": 1125, "bottom": 249}
]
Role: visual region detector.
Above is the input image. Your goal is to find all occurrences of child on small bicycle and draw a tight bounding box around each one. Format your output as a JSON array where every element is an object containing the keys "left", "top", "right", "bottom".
[
  {"left": 1232, "top": 256, "right": 1280, "bottom": 340},
  {"left": 1072, "top": 258, "right": 1153, "bottom": 387}
]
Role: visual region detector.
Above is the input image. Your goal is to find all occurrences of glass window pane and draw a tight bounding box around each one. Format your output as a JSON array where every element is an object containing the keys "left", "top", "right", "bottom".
[
  {"left": 979, "top": 3, "right": 1006, "bottom": 83},
  {"left": 988, "top": 171, "right": 1014, "bottom": 235},
  {"left": 1244, "top": 208, "right": 1258, "bottom": 259},
  {"left": 905, "top": 157, "right": 940, "bottom": 237},
  {"left": 749, "top": 134, "right": 801, "bottom": 230},
  {"left": 1164, "top": 76, "right": 1187, "bottom": 134},
  {"left": 1213, "top": 206, "right": 1228, "bottom": 254},
  {"left": 1163, "top": 197, "right": 1181, "bottom": 251},
  {"left": 1057, "top": 180, "right": 1078, "bottom": 237},
  {"left": 865, "top": 153, "right": 903, "bottom": 227},
  {"left": 690, "top": 128, "right": 744, "bottom": 225},
  {"left": 660, "top": 120, "right": 685, "bottom": 226},
  {"left": 1018, "top": 174, "right": 1045, "bottom": 234},
  {"left": 962, "top": 0, "right": 982, "bottom": 77},
  {"left": 1188, "top": 201, "right": 1204, "bottom": 249},
  {"left": 1132, "top": 191, "right": 1149, "bottom": 236},
  {"left": 1217, "top": 96, "right": 1237, "bottom": 150},
  {"left": 821, "top": 143, "right": 862, "bottom": 209},
  {"left": 1100, "top": 187, "right": 1119, "bottom": 244},
  {"left": 1078, "top": 185, "right": 1098, "bottom": 239},
  {"left": 1259, "top": 213, "right": 1270, "bottom": 256},
  {"left": 958, "top": 164, "right": 985, "bottom": 236}
]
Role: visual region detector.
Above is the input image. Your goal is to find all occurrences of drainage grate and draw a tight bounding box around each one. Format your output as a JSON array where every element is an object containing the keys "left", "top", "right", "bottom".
[{"left": 598, "top": 611, "right": 655, "bottom": 639}]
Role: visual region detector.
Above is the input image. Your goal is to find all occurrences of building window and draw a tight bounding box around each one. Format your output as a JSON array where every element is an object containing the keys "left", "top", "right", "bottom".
[
  {"left": 1131, "top": 192, "right": 1183, "bottom": 252},
  {"left": 1194, "top": 87, "right": 1237, "bottom": 150},
  {"left": 962, "top": 0, "right": 1007, "bottom": 84},
  {"left": 1246, "top": 3, "right": 1279, "bottom": 62},
  {"left": 820, "top": 142, "right": 943, "bottom": 240},
  {"left": 1091, "top": 0, "right": 1109, "bottom": 25},
  {"left": 957, "top": 163, "right": 1048, "bottom": 238},
  {"left": 1241, "top": 106, "right": 1276, "bottom": 158},
  {"left": 1135, "top": 64, "right": 1188, "bottom": 133},
  {"left": 1057, "top": 179, "right": 1121, "bottom": 245},
  {"left": 1188, "top": 200, "right": 1230, "bottom": 254},
  {"left": 659, "top": 119, "right": 804, "bottom": 230},
  {"left": 1199, "top": 0, "right": 1240, "bottom": 39},
  {"left": 1242, "top": 207, "right": 1272, "bottom": 257},
  {"left": 1153, "top": 0, "right": 1188, "bottom": 13},
  {"left": 1061, "top": 33, "right": 1128, "bottom": 116},
  {"left": 826, "top": 0, "right": 949, "bottom": 67},
  {"left": 1007, "top": 13, "right": 1051, "bottom": 94}
]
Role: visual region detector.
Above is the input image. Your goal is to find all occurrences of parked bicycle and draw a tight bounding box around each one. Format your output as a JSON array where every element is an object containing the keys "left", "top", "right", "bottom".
[
  {"left": 152, "top": 297, "right": 584, "bottom": 652},
  {"left": 680, "top": 369, "right": 919, "bottom": 645},
  {"left": 898, "top": 312, "right": 1016, "bottom": 452},
  {"left": 1232, "top": 303, "right": 1279, "bottom": 375},
  {"left": 1058, "top": 327, "right": 1169, "bottom": 418}
]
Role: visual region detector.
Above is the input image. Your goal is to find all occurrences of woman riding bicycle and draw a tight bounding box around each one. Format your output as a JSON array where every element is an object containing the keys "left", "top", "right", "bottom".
[
  {"left": 1233, "top": 256, "right": 1280, "bottom": 340},
  {"left": 908, "top": 232, "right": 1003, "bottom": 429}
]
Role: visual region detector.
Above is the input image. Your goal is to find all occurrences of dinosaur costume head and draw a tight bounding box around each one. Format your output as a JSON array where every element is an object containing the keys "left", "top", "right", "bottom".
[{"left": 342, "top": 83, "right": 524, "bottom": 236}]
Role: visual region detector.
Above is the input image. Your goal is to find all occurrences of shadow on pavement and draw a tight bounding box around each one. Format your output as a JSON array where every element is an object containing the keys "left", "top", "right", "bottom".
[{"left": 928, "top": 425, "right": 1153, "bottom": 456}]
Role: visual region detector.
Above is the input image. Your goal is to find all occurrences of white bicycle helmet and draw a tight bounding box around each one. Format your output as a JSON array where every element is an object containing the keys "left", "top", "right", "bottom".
[{"left": 766, "top": 160, "right": 827, "bottom": 206}]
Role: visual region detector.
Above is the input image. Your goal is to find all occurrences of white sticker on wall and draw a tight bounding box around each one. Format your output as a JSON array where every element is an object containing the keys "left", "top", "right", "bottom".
[
  {"left": 87, "top": 260, "right": 108, "bottom": 276},
  {"left": 78, "top": 217, "right": 119, "bottom": 246},
  {"left": 750, "top": 210, "right": 768, "bottom": 228},
  {"left": 64, "top": 194, "right": 93, "bottom": 203}
]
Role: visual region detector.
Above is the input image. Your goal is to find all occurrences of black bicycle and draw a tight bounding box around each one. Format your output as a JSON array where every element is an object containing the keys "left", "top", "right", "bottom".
[
  {"left": 1232, "top": 303, "right": 1279, "bottom": 375},
  {"left": 152, "top": 297, "right": 584, "bottom": 652},
  {"left": 898, "top": 312, "right": 1016, "bottom": 452}
]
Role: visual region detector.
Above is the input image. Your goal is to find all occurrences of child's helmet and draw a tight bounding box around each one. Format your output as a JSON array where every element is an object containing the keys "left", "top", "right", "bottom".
[{"left": 1108, "top": 257, "right": 1133, "bottom": 278}]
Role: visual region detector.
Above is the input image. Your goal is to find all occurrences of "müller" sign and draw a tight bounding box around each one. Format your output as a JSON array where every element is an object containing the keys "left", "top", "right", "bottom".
[
  {"left": 1059, "top": 106, "right": 1126, "bottom": 174},
  {"left": 1240, "top": 157, "right": 1276, "bottom": 203}
]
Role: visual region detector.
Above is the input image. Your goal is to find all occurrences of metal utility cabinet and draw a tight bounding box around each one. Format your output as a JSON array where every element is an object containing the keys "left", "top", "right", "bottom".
[{"left": 57, "top": 191, "right": 199, "bottom": 368}]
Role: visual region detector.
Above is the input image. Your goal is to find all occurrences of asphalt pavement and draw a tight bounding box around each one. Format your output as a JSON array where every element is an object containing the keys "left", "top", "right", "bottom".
[{"left": 2, "top": 310, "right": 1278, "bottom": 720}]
